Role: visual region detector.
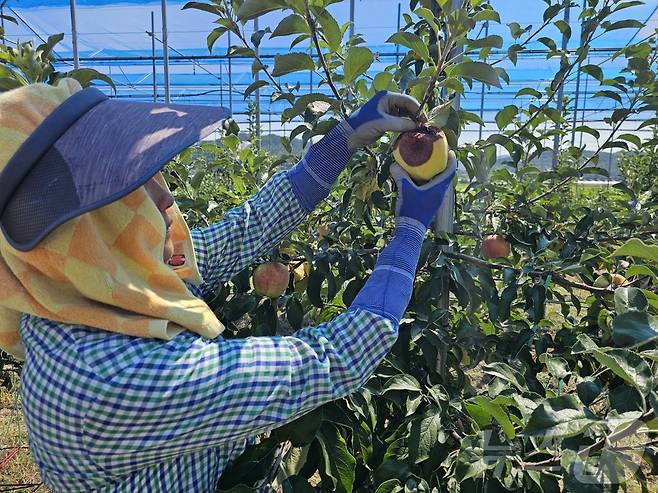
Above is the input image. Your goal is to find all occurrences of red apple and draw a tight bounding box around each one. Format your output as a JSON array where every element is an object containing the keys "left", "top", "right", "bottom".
[
  {"left": 253, "top": 262, "right": 290, "bottom": 298},
  {"left": 481, "top": 234, "right": 511, "bottom": 259}
]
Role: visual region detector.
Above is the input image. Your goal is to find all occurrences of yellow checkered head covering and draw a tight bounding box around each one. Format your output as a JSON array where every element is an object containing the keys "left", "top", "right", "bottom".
[{"left": 0, "top": 79, "right": 225, "bottom": 360}]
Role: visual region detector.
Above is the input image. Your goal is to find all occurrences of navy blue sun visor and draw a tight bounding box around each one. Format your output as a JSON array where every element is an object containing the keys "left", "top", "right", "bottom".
[{"left": 0, "top": 87, "right": 229, "bottom": 251}]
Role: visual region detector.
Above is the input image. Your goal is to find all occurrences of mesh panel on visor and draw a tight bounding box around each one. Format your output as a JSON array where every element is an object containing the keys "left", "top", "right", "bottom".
[{"left": 2, "top": 147, "right": 80, "bottom": 245}]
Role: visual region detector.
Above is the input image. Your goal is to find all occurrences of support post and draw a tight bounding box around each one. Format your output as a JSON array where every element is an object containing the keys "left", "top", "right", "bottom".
[
  {"left": 395, "top": 3, "right": 401, "bottom": 65},
  {"left": 161, "top": 0, "right": 171, "bottom": 103},
  {"left": 69, "top": 0, "right": 80, "bottom": 69},
  {"left": 254, "top": 18, "right": 261, "bottom": 144},
  {"left": 228, "top": 31, "right": 233, "bottom": 114},
  {"left": 1, "top": 3, "right": 6, "bottom": 41},
  {"left": 433, "top": 0, "right": 463, "bottom": 381},
  {"left": 349, "top": 0, "right": 355, "bottom": 39},
  {"left": 478, "top": 21, "right": 489, "bottom": 141},
  {"left": 552, "top": 4, "right": 570, "bottom": 168},
  {"left": 151, "top": 11, "right": 157, "bottom": 102},
  {"left": 571, "top": 0, "right": 587, "bottom": 146},
  {"left": 219, "top": 60, "right": 224, "bottom": 107}
]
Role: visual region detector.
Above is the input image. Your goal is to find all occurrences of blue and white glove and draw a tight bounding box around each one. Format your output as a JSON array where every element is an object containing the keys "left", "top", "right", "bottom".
[
  {"left": 345, "top": 91, "right": 421, "bottom": 151},
  {"left": 349, "top": 152, "right": 457, "bottom": 323},
  {"left": 287, "top": 91, "right": 421, "bottom": 212}
]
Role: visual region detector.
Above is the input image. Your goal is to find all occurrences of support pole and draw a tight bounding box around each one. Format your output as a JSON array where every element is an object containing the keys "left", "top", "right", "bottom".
[
  {"left": 433, "top": 0, "right": 463, "bottom": 381},
  {"left": 228, "top": 31, "right": 233, "bottom": 114},
  {"left": 395, "top": 3, "right": 401, "bottom": 65},
  {"left": 552, "top": 4, "right": 570, "bottom": 168},
  {"left": 571, "top": 0, "right": 587, "bottom": 146},
  {"left": 254, "top": 18, "right": 261, "bottom": 144},
  {"left": 69, "top": 0, "right": 80, "bottom": 69},
  {"left": 478, "top": 21, "right": 489, "bottom": 141},
  {"left": 1, "top": 3, "right": 6, "bottom": 41},
  {"left": 219, "top": 60, "right": 224, "bottom": 107},
  {"left": 161, "top": 0, "right": 170, "bottom": 103},
  {"left": 151, "top": 11, "right": 157, "bottom": 102},
  {"left": 349, "top": 0, "right": 355, "bottom": 39}
]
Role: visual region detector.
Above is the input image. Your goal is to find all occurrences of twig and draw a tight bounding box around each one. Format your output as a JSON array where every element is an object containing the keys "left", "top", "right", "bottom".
[
  {"left": 287, "top": 246, "right": 612, "bottom": 295},
  {"left": 220, "top": 0, "right": 286, "bottom": 98},
  {"left": 303, "top": 1, "right": 346, "bottom": 117},
  {"left": 415, "top": 31, "right": 455, "bottom": 120},
  {"left": 577, "top": 409, "right": 656, "bottom": 459},
  {"left": 522, "top": 96, "right": 640, "bottom": 207},
  {"left": 443, "top": 251, "right": 612, "bottom": 294}
]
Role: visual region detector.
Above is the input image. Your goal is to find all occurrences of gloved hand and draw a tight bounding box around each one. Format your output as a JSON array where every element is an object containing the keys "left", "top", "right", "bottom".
[
  {"left": 389, "top": 151, "right": 458, "bottom": 229},
  {"left": 346, "top": 91, "right": 422, "bottom": 151},
  {"left": 288, "top": 91, "right": 423, "bottom": 212},
  {"left": 348, "top": 151, "right": 458, "bottom": 323}
]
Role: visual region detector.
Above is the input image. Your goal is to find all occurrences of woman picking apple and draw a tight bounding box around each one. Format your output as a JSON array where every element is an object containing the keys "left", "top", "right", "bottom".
[{"left": 0, "top": 81, "right": 455, "bottom": 492}]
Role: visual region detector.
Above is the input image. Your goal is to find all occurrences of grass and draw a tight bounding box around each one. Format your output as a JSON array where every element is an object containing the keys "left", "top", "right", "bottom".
[{"left": 0, "top": 374, "right": 50, "bottom": 492}]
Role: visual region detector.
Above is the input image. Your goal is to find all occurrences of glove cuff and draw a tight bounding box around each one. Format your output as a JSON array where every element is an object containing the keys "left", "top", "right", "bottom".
[
  {"left": 287, "top": 120, "right": 354, "bottom": 212},
  {"left": 348, "top": 219, "right": 425, "bottom": 323}
]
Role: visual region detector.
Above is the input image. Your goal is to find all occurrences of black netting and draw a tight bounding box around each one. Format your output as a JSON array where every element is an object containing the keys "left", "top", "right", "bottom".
[{"left": 1, "top": 147, "right": 79, "bottom": 246}]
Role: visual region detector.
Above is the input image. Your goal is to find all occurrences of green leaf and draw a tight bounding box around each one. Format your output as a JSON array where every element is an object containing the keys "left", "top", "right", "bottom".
[
  {"left": 286, "top": 296, "right": 304, "bottom": 331},
  {"left": 495, "top": 104, "right": 518, "bottom": 129},
  {"left": 236, "top": 0, "right": 285, "bottom": 21},
  {"left": 603, "top": 19, "right": 645, "bottom": 31},
  {"left": 467, "top": 34, "right": 503, "bottom": 50},
  {"left": 281, "top": 93, "right": 338, "bottom": 122},
  {"left": 373, "top": 460, "right": 411, "bottom": 488},
  {"left": 449, "top": 61, "right": 501, "bottom": 88},
  {"left": 515, "top": 87, "right": 542, "bottom": 98},
  {"left": 464, "top": 396, "right": 515, "bottom": 439},
  {"left": 409, "top": 408, "right": 442, "bottom": 463},
  {"left": 272, "top": 52, "right": 315, "bottom": 77},
  {"left": 60, "top": 68, "right": 115, "bottom": 91},
  {"left": 207, "top": 27, "right": 228, "bottom": 53},
  {"left": 37, "top": 33, "right": 64, "bottom": 59},
  {"left": 318, "top": 424, "right": 355, "bottom": 493},
  {"left": 343, "top": 46, "right": 374, "bottom": 84},
  {"left": 576, "top": 378, "right": 602, "bottom": 406},
  {"left": 611, "top": 239, "right": 658, "bottom": 262},
  {"left": 372, "top": 72, "right": 397, "bottom": 92},
  {"left": 282, "top": 475, "right": 315, "bottom": 492},
  {"left": 526, "top": 395, "right": 599, "bottom": 438},
  {"left": 182, "top": 2, "right": 220, "bottom": 15},
  {"left": 0, "top": 14, "right": 17, "bottom": 24},
  {"left": 307, "top": 269, "right": 324, "bottom": 308},
  {"left": 592, "top": 348, "right": 654, "bottom": 394},
  {"left": 594, "top": 89, "right": 622, "bottom": 104},
  {"left": 243, "top": 79, "right": 268, "bottom": 98},
  {"left": 474, "top": 9, "right": 500, "bottom": 24},
  {"left": 274, "top": 408, "right": 322, "bottom": 446},
  {"left": 271, "top": 14, "right": 309, "bottom": 38},
  {"left": 573, "top": 125, "right": 600, "bottom": 139},
  {"left": 482, "top": 362, "right": 526, "bottom": 391},
  {"left": 580, "top": 64, "right": 604, "bottom": 81},
  {"left": 612, "top": 312, "right": 658, "bottom": 347},
  {"left": 375, "top": 479, "right": 403, "bottom": 493},
  {"left": 626, "top": 265, "right": 657, "bottom": 282},
  {"left": 615, "top": 287, "right": 648, "bottom": 314},
  {"left": 386, "top": 32, "right": 429, "bottom": 62},
  {"left": 414, "top": 7, "right": 439, "bottom": 34},
  {"left": 618, "top": 133, "right": 642, "bottom": 148},
  {"left": 383, "top": 374, "right": 422, "bottom": 393},
  {"left": 317, "top": 9, "right": 342, "bottom": 53}
]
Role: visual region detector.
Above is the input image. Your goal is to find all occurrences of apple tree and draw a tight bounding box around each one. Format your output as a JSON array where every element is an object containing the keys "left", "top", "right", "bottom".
[{"left": 179, "top": 0, "right": 658, "bottom": 491}]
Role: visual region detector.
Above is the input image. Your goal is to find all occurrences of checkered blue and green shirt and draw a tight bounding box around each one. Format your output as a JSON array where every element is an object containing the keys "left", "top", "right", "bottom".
[{"left": 19, "top": 170, "right": 399, "bottom": 492}]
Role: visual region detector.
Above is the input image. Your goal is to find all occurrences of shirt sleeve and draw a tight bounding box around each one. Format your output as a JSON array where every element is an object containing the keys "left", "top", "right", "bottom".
[
  {"left": 191, "top": 170, "right": 307, "bottom": 296},
  {"left": 81, "top": 308, "right": 397, "bottom": 470}
]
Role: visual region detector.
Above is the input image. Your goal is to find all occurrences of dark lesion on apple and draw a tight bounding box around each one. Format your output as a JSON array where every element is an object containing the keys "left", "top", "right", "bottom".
[{"left": 393, "top": 126, "right": 444, "bottom": 167}]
